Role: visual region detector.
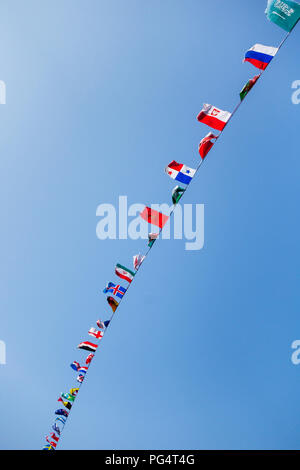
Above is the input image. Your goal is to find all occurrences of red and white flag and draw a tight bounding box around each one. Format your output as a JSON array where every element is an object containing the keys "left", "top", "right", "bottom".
[
  {"left": 140, "top": 206, "right": 169, "bottom": 229},
  {"left": 133, "top": 253, "right": 145, "bottom": 271},
  {"left": 88, "top": 327, "right": 104, "bottom": 340},
  {"left": 197, "top": 104, "right": 231, "bottom": 131},
  {"left": 198, "top": 132, "right": 218, "bottom": 159}
]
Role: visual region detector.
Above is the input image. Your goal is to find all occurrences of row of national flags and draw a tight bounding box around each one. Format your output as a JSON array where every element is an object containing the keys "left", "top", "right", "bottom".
[{"left": 43, "top": 0, "right": 300, "bottom": 450}]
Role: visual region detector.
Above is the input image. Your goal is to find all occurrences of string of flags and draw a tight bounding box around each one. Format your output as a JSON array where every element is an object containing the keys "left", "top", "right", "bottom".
[{"left": 43, "top": 1, "right": 300, "bottom": 450}]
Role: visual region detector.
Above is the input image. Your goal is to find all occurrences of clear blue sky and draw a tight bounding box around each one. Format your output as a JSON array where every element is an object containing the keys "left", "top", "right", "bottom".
[{"left": 0, "top": 0, "right": 299, "bottom": 450}]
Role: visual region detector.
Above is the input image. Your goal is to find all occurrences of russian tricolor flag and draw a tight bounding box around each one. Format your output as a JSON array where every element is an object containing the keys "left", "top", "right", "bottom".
[{"left": 244, "top": 44, "right": 278, "bottom": 70}]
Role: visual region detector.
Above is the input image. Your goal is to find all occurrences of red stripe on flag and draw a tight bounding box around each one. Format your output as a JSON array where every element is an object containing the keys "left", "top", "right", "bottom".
[{"left": 140, "top": 207, "right": 169, "bottom": 229}]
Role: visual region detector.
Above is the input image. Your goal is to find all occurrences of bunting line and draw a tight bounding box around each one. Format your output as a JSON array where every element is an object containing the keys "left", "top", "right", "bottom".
[{"left": 43, "top": 2, "right": 299, "bottom": 450}]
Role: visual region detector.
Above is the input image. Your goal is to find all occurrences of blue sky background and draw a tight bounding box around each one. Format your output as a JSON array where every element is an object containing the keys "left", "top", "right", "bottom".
[{"left": 0, "top": 0, "right": 299, "bottom": 450}]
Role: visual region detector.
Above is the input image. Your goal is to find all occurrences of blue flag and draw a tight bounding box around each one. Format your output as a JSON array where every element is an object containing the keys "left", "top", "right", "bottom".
[{"left": 103, "top": 282, "right": 126, "bottom": 299}]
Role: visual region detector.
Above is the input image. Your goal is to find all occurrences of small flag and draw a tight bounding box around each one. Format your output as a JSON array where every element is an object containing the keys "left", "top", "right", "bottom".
[
  {"left": 148, "top": 232, "right": 159, "bottom": 248},
  {"left": 46, "top": 437, "right": 57, "bottom": 448},
  {"left": 103, "top": 282, "right": 127, "bottom": 299},
  {"left": 42, "top": 444, "right": 55, "bottom": 451},
  {"left": 55, "top": 416, "right": 67, "bottom": 425},
  {"left": 77, "top": 374, "right": 84, "bottom": 383},
  {"left": 88, "top": 327, "right": 104, "bottom": 339},
  {"left": 198, "top": 132, "right": 218, "bottom": 159},
  {"left": 70, "top": 361, "right": 80, "bottom": 372},
  {"left": 133, "top": 253, "right": 145, "bottom": 270},
  {"left": 115, "top": 264, "right": 135, "bottom": 283},
  {"left": 244, "top": 44, "right": 278, "bottom": 70},
  {"left": 78, "top": 366, "right": 88, "bottom": 374},
  {"left": 70, "top": 388, "right": 79, "bottom": 397},
  {"left": 197, "top": 104, "right": 231, "bottom": 131},
  {"left": 61, "top": 392, "right": 75, "bottom": 402},
  {"left": 239, "top": 75, "right": 260, "bottom": 101},
  {"left": 165, "top": 161, "right": 196, "bottom": 185},
  {"left": 85, "top": 353, "right": 94, "bottom": 364},
  {"left": 52, "top": 424, "right": 61, "bottom": 436},
  {"left": 107, "top": 296, "right": 119, "bottom": 312},
  {"left": 77, "top": 341, "right": 98, "bottom": 352},
  {"left": 140, "top": 206, "right": 169, "bottom": 229},
  {"left": 55, "top": 409, "right": 69, "bottom": 418},
  {"left": 58, "top": 398, "right": 72, "bottom": 410},
  {"left": 96, "top": 319, "right": 105, "bottom": 329},
  {"left": 265, "top": 0, "right": 300, "bottom": 32},
  {"left": 171, "top": 186, "right": 185, "bottom": 205},
  {"left": 50, "top": 433, "right": 59, "bottom": 443}
]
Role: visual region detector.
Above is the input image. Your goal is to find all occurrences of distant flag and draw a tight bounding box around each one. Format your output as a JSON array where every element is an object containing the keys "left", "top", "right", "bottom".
[
  {"left": 77, "top": 374, "right": 84, "bottom": 383},
  {"left": 55, "top": 416, "right": 67, "bottom": 425},
  {"left": 85, "top": 353, "right": 94, "bottom": 365},
  {"left": 45, "top": 438, "right": 57, "bottom": 449},
  {"left": 171, "top": 186, "right": 185, "bottom": 205},
  {"left": 104, "top": 320, "right": 110, "bottom": 328},
  {"left": 46, "top": 436, "right": 57, "bottom": 448},
  {"left": 43, "top": 444, "right": 55, "bottom": 451},
  {"left": 88, "top": 327, "right": 104, "bottom": 339},
  {"left": 133, "top": 253, "right": 145, "bottom": 271},
  {"left": 78, "top": 366, "right": 88, "bottom": 374},
  {"left": 69, "top": 388, "right": 79, "bottom": 397},
  {"left": 52, "top": 423, "right": 61, "bottom": 436},
  {"left": 198, "top": 132, "right": 218, "bottom": 159},
  {"left": 107, "top": 296, "right": 119, "bottom": 312},
  {"left": 70, "top": 361, "right": 80, "bottom": 372},
  {"left": 140, "top": 206, "right": 169, "bottom": 229},
  {"left": 148, "top": 232, "right": 159, "bottom": 248},
  {"left": 96, "top": 319, "right": 105, "bottom": 329},
  {"left": 239, "top": 75, "right": 260, "bottom": 101},
  {"left": 265, "top": 0, "right": 300, "bottom": 32},
  {"left": 55, "top": 408, "right": 69, "bottom": 417},
  {"left": 77, "top": 341, "right": 98, "bottom": 352},
  {"left": 103, "top": 282, "right": 127, "bottom": 299},
  {"left": 58, "top": 398, "right": 72, "bottom": 410},
  {"left": 115, "top": 264, "right": 135, "bottom": 283},
  {"left": 244, "top": 44, "right": 278, "bottom": 70},
  {"left": 50, "top": 433, "right": 59, "bottom": 443},
  {"left": 197, "top": 104, "right": 231, "bottom": 131},
  {"left": 165, "top": 161, "right": 196, "bottom": 185},
  {"left": 61, "top": 392, "right": 75, "bottom": 402}
]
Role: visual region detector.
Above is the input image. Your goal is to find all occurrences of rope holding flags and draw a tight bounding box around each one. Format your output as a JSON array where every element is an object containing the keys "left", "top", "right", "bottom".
[{"left": 43, "top": 1, "right": 300, "bottom": 450}]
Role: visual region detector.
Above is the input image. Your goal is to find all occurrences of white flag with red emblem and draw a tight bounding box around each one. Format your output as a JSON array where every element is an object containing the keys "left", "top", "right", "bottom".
[{"left": 197, "top": 104, "right": 231, "bottom": 131}]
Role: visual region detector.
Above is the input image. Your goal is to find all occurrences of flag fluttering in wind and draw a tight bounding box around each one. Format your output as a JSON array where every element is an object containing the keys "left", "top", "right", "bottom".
[
  {"left": 172, "top": 186, "right": 185, "bottom": 205},
  {"left": 244, "top": 44, "right": 278, "bottom": 70},
  {"left": 55, "top": 409, "right": 69, "bottom": 418},
  {"left": 148, "top": 232, "right": 158, "bottom": 248},
  {"left": 197, "top": 104, "right": 231, "bottom": 131},
  {"left": 85, "top": 353, "right": 94, "bottom": 364},
  {"left": 239, "top": 75, "right": 260, "bottom": 101},
  {"left": 265, "top": 0, "right": 300, "bottom": 31},
  {"left": 52, "top": 423, "right": 61, "bottom": 436},
  {"left": 115, "top": 263, "right": 135, "bottom": 283},
  {"left": 70, "top": 361, "right": 80, "bottom": 372},
  {"left": 96, "top": 319, "right": 105, "bottom": 329},
  {"left": 165, "top": 161, "right": 196, "bottom": 185},
  {"left": 61, "top": 392, "right": 75, "bottom": 402},
  {"left": 140, "top": 206, "right": 169, "bottom": 229},
  {"left": 103, "top": 282, "right": 127, "bottom": 299},
  {"left": 88, "top": 327, "right": 104, "bottom": 339},
  {"left": 77, "top": 374, "right": 84, "bottom": 383},
  {"left": 198, "top": 132, "right": 218, "bottom": 159},
  {"left": 107, "top": 296, "right": 119, "bottom": 312},
  {"left": 69, "top": 388, "right": 79, "bottom": 397},
  {"left": 77, "top": 341, "right": 98, "bottom": 352},
  {"left": 133, "top": 254, "right": 145, "bottom": 271}
]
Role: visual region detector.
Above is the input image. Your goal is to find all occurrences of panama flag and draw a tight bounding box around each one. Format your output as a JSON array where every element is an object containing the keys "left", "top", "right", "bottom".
[
  {"left": 140, "top": 207, "right": 169, "bottom": 229},
  {"left": 197, "top": 104, "right": 231, "bottom": 131},
  {"left": 77, "top": 341, "right": 98, "bottom": 352},
  {"left": 244, "top": 44, "right": 278, "bottom": 70},
  {"left": 115, "top": 264, "right": 135, "bottom": 283},
  {"left": 165, "top": 161, "right": 196, "bottom": 185}
]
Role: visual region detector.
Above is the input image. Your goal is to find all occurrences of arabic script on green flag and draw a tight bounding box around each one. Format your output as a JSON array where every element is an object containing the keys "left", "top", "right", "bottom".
[{"left": 266, "top": 0, "right": 300, "bottom": 31}]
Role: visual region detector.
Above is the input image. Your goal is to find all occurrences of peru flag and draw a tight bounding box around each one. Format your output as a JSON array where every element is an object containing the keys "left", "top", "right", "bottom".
[
  {"left": 197, "top": 104, "right": 231, "bottom": 131},
  {"left": 140, "top": 207, "right": 169, "bottom": 229},
  {"left": 198, "top": 132, "right": 218, "bottom": 159}
]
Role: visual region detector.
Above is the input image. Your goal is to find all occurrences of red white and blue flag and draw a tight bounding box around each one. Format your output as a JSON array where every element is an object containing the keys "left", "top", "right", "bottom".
[
  {"left": 165, "top": 161, "right": 196, "bottom": 185},
  {"left": 244, "top": 44, "right": 278, "bottom": 70},
  {"left": 103, "top": 282, "right": 126, "bottom": 299}
]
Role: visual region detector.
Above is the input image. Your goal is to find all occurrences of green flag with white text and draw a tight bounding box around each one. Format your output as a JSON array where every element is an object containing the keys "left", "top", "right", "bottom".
[{"left": 265, "top": 0, "right": 300, "bottom": 31}]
